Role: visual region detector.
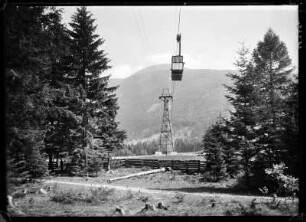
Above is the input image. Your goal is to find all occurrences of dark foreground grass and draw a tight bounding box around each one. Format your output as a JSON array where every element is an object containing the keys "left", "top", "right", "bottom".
[{"left": 12, "top": 182, "right": 299, "bottom": 216}]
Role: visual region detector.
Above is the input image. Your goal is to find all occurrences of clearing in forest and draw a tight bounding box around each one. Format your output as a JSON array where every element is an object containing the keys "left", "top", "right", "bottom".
[{"left": 12, "top": 168, "right": 299, "bottom": 216}]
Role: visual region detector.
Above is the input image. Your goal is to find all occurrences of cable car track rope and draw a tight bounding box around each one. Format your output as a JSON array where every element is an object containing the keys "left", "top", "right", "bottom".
[
  {"left": 177, "top": 7, "right": 182, "bottom": 36},
  {"left": 171, "top": 6, "right": 182, "bottom": 124}
]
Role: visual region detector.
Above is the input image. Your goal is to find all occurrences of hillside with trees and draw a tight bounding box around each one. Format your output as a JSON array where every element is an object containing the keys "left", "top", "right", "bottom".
[{"left": 110, "top": 65, "right": 235, "bottom": 142}]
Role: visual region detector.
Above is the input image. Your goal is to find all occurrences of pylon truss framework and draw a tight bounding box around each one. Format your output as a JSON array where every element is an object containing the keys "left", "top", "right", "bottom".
[{"left": 159, "top": 88, "right": 174, "bottom": 154}]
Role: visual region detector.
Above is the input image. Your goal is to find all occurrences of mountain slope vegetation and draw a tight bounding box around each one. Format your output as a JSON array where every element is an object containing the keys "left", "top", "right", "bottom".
[{"left": 110, "top": 65, "right": 235, "bottom": 141}]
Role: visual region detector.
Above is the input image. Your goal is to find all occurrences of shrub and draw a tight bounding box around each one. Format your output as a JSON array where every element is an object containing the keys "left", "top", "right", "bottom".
[
  {"left": 124, "top": 190, "right": 135, "bottom": 200},
  {"left": 173, "top": 193, "right": 185, "bottom": 204},
  {"left": 67, "top": 148, "right": 86, "bottom": 176},
  {"left": 137, "top": 195, "right": 149, "bottom": 202},
  {"left": 50, "top": 190, "right": 77, "bottom": 204},
  {"left": 264, "top": 163, "right": 299, "bottom": 197},
  {"left": 202, "top": 171, "right": 224, "bottom": 182},
  {"left": 67, "top": 147, "right": 105, "bottom": 176},
  {"left": 50, "top": 186, "right": 114, "bottom": 204},
  {"left": 89, "top": 187, "right": 114, "bottom": 203},
  {"left": 7, "top": 158, "right": 31, "bottom": 195}
]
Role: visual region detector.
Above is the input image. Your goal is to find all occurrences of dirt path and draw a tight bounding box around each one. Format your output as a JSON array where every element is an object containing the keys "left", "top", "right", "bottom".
[{"left": 44, "top": 179, "right": 287, "bottom": 201}]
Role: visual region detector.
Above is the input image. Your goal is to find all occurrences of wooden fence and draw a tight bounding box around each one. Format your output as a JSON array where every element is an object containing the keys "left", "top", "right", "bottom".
[{"left": 107, "top": 158, "right": 206, "bottom": 173}]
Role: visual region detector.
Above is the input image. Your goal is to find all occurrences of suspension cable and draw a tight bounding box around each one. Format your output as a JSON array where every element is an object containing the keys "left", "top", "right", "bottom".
[
  {"left": 174, "top": 7, "right": 182, "bottom": 55},
  {"left": 177, "top": 6, "right": 182, "bottom": 35},
  {"left": 133, "top": 9, "right": 148, "bottom": 59}
]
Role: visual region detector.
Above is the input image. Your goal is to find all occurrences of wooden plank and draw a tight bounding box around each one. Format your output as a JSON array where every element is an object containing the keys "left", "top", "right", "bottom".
[
  {"left": 109, "top": 158, "right": 205, "bottom": 172},
  {"left": 108, "top": 168, "right": 166, "bottom": 183},
  {"left": 187, "top": 162, "right": 198, "bottom": 165},
  {"left": 146, "top": 162, "right": 159, "bottom": 165},
  {"left": 187, "top": 166, "right": 198, "bottom": 169}
]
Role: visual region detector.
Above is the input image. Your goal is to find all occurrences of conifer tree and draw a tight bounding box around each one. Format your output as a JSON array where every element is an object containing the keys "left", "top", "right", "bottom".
[
  {"left": 40, "top": 7, "right": 84, "bottom": 171},
  {"left": 220, "top": 119, "right": 240, "bottom": 177},
  {"left": 5, "top": 6, "right": 60, "bottom": 181},
  {"left": 278, "top": 75, "right": 298, "bottom": 177},
  {"left": 252, "top": 29, "right": 294, "bottom": 168},
  {"left": 224, "top": 44, "right": 261, "bottom": 185},
  {"left": 202, "top": 119, "right": 227, "bottom": 181},
  {"left": 67, "top": 6, "right": 126, "bottom": 173}
]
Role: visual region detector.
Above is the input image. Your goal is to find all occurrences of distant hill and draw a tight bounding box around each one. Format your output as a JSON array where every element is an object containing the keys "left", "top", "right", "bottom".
[
  {"left": 112, "top": 64, "right": 236, "bottom": 142},
  {"left": 108, "top": 78, "right": 123, "bottom": 87}
]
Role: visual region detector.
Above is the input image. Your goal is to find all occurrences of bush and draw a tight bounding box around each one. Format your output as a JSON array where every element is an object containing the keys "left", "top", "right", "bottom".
[
  {"left": 89, "top": 187, "right": 114, "bottom": 203},
  {"left": 264, "top": 163, "right": 299, "bottom": 197},
  {"left": 67, "top": 147, "right": 105, "bottom": 176},
  {"left": 67, "top": 148, "right": 86, "bottom": 176},
  {"left": 50, "top": 190, "right": 78, "bottom": 204},
  {"left": 231, "top": 171, "right": 250, "bottom": 192},
  {"left": 8, "top": 130, "right": 48, "bottom": 181},
  {"left": 202, "top": 171, "right": 226, "bottom": 182},
  {"left": 173, "top": 193, "right": 185, "bottom": 204},
  {"left": 50, "top": 186, "right": 114, "bottom": 204},
  {"left": 7, "top": 158, "right": 30, "bottom": 195}
]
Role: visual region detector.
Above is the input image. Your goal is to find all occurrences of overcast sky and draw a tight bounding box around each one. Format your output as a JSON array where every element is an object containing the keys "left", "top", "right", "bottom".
[{"left": 61, "top": 6, "right": 298, "bottom": 79}]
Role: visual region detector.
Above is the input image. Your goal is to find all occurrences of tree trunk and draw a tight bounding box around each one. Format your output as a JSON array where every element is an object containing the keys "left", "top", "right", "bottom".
[
  {"left": 245, "top": 163, "right": 250, "bottom": 186},
  {"left": 60, "top": 159, "right": 64, "bottom": 172},
  {"left": 56, "top": 154, "right": 59, "bottom": 168},
  {"left": 48, "top": 153, "right": 53, "bottom": 171},
  {"left": 107, "top": 156, "right": 111, "bottom": 171}
]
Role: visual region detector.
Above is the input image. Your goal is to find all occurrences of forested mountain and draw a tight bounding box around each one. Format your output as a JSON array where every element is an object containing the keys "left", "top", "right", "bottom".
[{"left": 109, "top": 65, "right": 236, "bottom": 142}]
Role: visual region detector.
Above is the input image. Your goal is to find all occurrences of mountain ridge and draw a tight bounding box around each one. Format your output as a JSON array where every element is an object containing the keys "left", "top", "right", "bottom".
[{"left": 110, "top": 64, "right": 236, "bottom": 142}]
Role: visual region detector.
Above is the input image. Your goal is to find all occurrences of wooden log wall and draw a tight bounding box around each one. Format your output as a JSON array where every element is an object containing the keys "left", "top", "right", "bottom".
[{"left": 108, "top": 158, "right": 206, "bottom": 173}]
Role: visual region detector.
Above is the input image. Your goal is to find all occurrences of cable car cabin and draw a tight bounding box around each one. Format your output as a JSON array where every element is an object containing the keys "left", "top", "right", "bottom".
[{"left": 171, "top": 55, "right": 184, "bottom": 81}]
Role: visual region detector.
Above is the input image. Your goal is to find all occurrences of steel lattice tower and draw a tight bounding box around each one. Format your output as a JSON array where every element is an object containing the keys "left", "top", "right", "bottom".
[{"left": 159, "top": 89, "right": 174, "bottom": 154}]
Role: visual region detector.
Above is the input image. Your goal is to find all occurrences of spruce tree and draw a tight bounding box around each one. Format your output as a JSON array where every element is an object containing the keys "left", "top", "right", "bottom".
[
  {"left": 202, "top": 119, "right": 227, "bottom": 181},
  {"left": 279, "top": 75, "right": 299, "bottom": 177},
  {"left": 67, "top": 6, "right": 126, "bottom": 173},
  {"left": 4, "top": 6, "right": 65, "bottom": 181},
  {"left": 252, "top": 29, "right": 294, "bottom": 168},
  {"left": 224, "top": 44, "right": 261, "bottom": 185},
  {"left": 220, "top": 119, "right": 240, "bottom": 178},
  {"left": 40, "top": 7, "right": 84, "bottom": 171}
]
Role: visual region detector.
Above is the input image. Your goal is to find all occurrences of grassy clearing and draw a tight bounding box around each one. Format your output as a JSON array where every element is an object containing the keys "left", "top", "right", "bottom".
[
  {"left": 13, "top": 181, "right": 298, "bottom": 216},
  {"left": 49, "top": 184, "right": 114, "bottom": 204},
  {"left": 12, "top": 168, "right": 299, "bottom": 217},
  {"left": 48, "top": 168, "right": 294, "bottom": 197}
]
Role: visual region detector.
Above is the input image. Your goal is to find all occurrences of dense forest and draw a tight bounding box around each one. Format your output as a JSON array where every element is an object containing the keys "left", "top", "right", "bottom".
[
  {"left": 202, "top": 29, "right": 299, "bottom": 196},
  {"left": 5, "top": 6, "right": 126, "bottom": 191}
]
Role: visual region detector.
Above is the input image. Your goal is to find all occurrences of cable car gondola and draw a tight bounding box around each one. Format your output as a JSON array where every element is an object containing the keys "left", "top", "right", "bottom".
[{"left": 171, "top": 34, "right": 184, "bottom": 81}]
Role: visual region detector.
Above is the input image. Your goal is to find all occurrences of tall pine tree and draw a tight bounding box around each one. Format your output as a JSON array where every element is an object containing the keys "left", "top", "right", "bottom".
[
  {"left": 278, "top": 75, "right": 299, "bottom": 177},
  {"left": 252, "top": 29, "right": 294, "bottom": 168},
  {"left": 224, "top": 44, "right": 261, "bottom": 186},
  {"left": 40, "top": 7, "right": 84, "bottom": 171},
  {"left": 5, "top": 6, "right": 62, "bottom": 183},
  {"left": 67, "top": 6, "right": 126, "bottom": 173}
]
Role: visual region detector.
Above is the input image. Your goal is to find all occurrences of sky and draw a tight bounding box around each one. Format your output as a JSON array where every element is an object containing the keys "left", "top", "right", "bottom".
[{"left": 61, "top": 6, "right": 298, "bottom": 79}]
